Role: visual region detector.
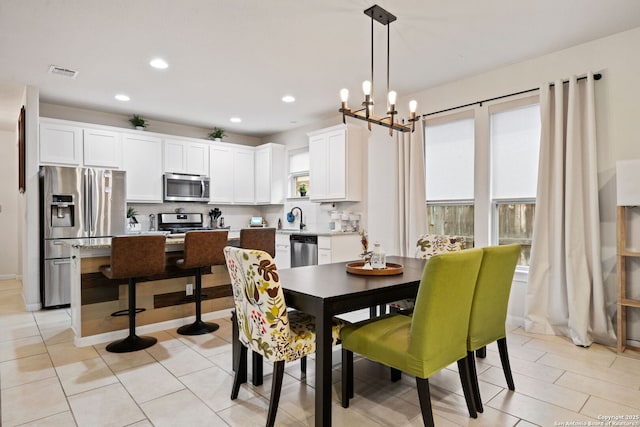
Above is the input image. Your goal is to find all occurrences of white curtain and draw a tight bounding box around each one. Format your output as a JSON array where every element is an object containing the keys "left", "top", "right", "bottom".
[
  {"left": 525, "top": 73, "right": 616, "bottom": 347},
  {"left": 395, "top": 119, "right": 427, "bottom": 256}
]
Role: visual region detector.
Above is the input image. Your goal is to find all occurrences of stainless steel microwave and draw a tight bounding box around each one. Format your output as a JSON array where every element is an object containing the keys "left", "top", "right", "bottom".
[{"left": 163, "top": 173, "right": 210, "bottom": 202}]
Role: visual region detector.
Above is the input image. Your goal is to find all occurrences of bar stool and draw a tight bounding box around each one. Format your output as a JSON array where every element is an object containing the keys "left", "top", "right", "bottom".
[
  {"left": 177, "top": 230, "right": 229, "bottom": 335},
  {"left": 236, "top": 227, "right": 276, "bottom": 385},
  {"left": 239, "top": 227, "right": 276, "bottom": 257},
  {"left": 100, "top": 235, "right": 166, "bottom": 353}
]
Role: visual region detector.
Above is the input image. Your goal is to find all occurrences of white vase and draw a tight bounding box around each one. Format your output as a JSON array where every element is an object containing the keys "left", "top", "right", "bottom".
[{"left": 135, "top": 126, "right": 145, "bottom": 131}]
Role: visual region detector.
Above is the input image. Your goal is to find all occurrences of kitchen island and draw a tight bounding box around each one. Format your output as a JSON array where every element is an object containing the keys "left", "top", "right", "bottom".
[{"left": 67, "top": 234, "right": 238, "bottom": 347}]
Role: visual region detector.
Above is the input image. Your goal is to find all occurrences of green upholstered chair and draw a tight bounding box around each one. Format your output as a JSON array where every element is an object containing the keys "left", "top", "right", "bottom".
[
  {"left": 466, "top": 244, "right": 520, "bottom": 413},
  {"left": 341, "top": 248, "right": 484, "bottom": 427},
  {"left": 223, "top": 246, "right": 347, "bottom": 427}
]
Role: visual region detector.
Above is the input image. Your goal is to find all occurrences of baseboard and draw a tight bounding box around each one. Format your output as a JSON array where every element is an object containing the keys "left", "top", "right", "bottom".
[
  {"left": 507, "top": 314, "right": 524, "bottom": 329},
  {"left": 24, "top": 302, "right": 42, "bottom": 312}
]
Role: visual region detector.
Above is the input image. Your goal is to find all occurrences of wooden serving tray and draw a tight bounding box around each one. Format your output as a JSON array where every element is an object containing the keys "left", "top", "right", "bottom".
[{"left": 346, "top": 261, "right": 404, "bottom": 276}]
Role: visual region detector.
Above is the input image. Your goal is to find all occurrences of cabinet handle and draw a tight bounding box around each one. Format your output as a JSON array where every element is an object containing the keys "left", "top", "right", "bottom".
[{"left": 53, "top": 259, "right": 71, "bottom": 265}]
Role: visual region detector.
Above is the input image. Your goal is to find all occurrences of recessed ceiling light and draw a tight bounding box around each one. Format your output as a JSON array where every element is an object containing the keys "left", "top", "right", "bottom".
[
  {"left": 230, "top": 117, "right": 242, "bottom": 123},
  {"left": 115, "top": 94, "right": 130, "bottom": 101},
  {"left": 282, "top": 95, "right": 295, "bottom": 103},
  {"left": 149, "top": 58, "right": 168, "bottom": 69}
]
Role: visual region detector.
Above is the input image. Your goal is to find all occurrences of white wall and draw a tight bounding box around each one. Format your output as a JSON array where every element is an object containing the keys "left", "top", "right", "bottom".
[{"left": 0, "top": 129, "right": 19, "bottom": 279}]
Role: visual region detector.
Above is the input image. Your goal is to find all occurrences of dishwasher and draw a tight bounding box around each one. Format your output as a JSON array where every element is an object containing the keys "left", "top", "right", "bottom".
[{"left": 290, "top": 234, "right": 318, "bottom": 267}]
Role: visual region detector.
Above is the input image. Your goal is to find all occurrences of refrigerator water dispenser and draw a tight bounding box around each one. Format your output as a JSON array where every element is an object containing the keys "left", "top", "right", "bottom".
[{"left": 50, "top": 194, "right": 74, "bottom": 228}]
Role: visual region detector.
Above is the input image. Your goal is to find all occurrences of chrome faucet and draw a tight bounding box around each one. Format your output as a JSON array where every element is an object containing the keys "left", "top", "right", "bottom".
[{"left": 290, "top": 206, "right": 305, "bottom": 230}]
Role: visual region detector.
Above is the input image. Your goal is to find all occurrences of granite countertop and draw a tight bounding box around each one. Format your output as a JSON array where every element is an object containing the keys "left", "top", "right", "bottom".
[
  {"left": 68, "top": 235, "right": 239, "bottom": 249},
  {"left": 276, "top": 229, "right": 361, "bottom": 236}
]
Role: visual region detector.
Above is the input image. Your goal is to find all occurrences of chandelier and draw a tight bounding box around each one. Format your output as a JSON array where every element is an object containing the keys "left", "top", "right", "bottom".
[{"left": 339, "top": 5, "right": 418, "bottom": 135}]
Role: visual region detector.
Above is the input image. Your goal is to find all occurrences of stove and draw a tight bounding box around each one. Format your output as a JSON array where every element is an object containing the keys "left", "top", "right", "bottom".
[{"left": 158, "top": 213, "right": 214, "bottom": 234}]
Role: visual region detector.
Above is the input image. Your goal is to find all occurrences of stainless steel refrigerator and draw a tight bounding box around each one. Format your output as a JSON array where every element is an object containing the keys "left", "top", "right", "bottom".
[{"left": 39, "top": 166, "right": 126, "bottom": 308}]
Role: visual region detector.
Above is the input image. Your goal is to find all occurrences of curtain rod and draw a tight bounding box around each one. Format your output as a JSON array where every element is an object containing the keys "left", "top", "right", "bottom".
[{"left": 423, "top": 73, "right": 602, "bottom": 118}]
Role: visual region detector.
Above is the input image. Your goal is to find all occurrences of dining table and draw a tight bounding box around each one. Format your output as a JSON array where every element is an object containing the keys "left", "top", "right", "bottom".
[{"left": 275, "top": 255, "right": 428, "bottom": 427}]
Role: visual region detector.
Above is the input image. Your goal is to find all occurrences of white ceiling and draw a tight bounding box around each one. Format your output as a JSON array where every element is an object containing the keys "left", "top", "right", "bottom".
[{"left": 1, "top": 0, "right": 640, "bottom": 136}]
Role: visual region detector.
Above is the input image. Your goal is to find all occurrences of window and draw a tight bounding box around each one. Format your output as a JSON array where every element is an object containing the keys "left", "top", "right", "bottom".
[
  {"left": 288, "top": 148, "right": 309, "bottom": 198},
  {"left": 424, "top": 97, "right": 540, "bottom": 267},
  {"left": 425, "top": 117, "right": 475, "bottom": 247},
  {"left": 491, "top": 103, "right": 540, "bottom": 266}
]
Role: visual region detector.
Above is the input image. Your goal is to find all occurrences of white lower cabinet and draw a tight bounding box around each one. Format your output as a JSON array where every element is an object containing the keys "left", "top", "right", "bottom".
[
  {"left": 122, "top": 134, "right": 163, "bottom": 202},
  {"left": 275, "top": 233, "right": 291, "bottom": 269},
  {"left": 317, "top": 234, "right": 361, "bottom": 265}
]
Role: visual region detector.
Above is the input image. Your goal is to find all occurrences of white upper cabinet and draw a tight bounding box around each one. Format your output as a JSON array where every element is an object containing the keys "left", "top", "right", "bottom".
[
  {"left": 83, "top": 128, "right": 122, "bottom": 169},
  {"left": 40, "top": 120, "right": 83, "bottom": 166},
  {"left": 163, "top": 138, "right": 209, "bottom": 176},
  {"left": 233, "top": 147, "right": 255, "bottom": 203},
  {"left": 308, "top": 124, "right": 364, "bottom": 202},
  {"left": 255, "top": 143, "right": 285, "bottom": 204},
  {"left": 122, "top": 134, "right": 163, "bottom": 202},
  {"left": 209, "top": 144, "right": 234, "bottom": 203},
  {"left": 210, "top": 142, "right": 286, "bottom": 205}
]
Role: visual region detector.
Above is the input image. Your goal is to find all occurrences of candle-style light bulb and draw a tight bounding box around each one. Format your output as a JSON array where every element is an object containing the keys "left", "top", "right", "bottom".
[
  {"left": 362, "top": 80, "right": 372, "bottom": 96},
  {"left": 409, "top": 100, "right": 418, "bottom": 113},
  {"left": 340, "top": 88, "right": 349, "bottom": 103},
  {"left": 387, "top": 91, "right": 397, "bottom": 106}
]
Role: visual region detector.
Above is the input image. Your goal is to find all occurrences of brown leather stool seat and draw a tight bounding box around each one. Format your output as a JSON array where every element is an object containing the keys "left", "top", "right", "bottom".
[
  {"left": 176, "top": 230, "right": 228, "bottom": 336},
  {"left": 239, "top": 227, "right": 276, "bottom": 257},
  {"left": 100, "top": 235, "right": 166, "bottom": 353}
]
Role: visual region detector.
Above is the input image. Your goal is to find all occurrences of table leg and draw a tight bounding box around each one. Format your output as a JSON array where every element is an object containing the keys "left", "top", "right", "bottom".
[{"left": 315, "top": 309, "right": 332, "bottom": 427}]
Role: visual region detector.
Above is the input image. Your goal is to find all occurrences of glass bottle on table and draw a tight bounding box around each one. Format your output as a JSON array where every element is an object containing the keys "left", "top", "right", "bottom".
[{"left": 371, "top": 242, "right": 386, "bottom": 269}]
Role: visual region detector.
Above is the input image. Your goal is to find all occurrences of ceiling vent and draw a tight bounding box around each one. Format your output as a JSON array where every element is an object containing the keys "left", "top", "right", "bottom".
[{"left": 48, "top": 65, "right": 78, "bottom": 79}]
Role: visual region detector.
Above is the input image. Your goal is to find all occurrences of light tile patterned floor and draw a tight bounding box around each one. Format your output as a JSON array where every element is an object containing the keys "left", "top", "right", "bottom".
[{"left": 1, "top": 278, "right": 640, "bottom": 426}]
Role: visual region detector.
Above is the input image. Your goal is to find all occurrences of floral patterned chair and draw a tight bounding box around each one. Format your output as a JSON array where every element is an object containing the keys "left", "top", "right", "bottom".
[
  {"left": 388, "top": 234, "right": 467, "bottom": 313},
  {"left": 224, "top": 246, "right": 348, "bottom": 427}
]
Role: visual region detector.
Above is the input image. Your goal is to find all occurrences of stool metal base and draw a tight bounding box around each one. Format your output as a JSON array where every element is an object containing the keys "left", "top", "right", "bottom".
[
  {"left": 177, "top": 320, "right": 219, "bottom": 336},
  {"left": 106, "top": 334, "right": 157, "bottom": 353}
]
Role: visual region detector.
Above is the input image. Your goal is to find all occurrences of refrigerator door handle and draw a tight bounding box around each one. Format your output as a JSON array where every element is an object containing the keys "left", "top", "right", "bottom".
[
  {"left": 88, "top": 169, "right": 95, "bottom": 236},
  {"left": 52, "top": 259, "right": 71, "bottom": 265},
  {"left": 83, "top": 169, "right": 90, "bottom": 237}
]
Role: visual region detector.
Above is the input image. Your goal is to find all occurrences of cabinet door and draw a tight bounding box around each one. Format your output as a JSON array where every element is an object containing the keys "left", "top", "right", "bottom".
[
  {"left": 254, "top": 147, "right": 270, "bottom": 204},
  {"left": 163, "top": 139, "right": 187, "bottom": 173},
  {"left": 40, "top": 122, "right": 82, "bottom": 166},
  {"left": 234, "top": 148, "right": 255, "bottom": 203},
  {"left": 309, "top": 134, "right": 328, "bottom": 200},
  {"left": 122, "top": 134, "right": 163, "bottom": 202},
  {"left": 83, "top": 128, "right": 122, "bottom": 169},
  {"left": 186, "top": 142, "right": 209, "bottom": 176},
  {"left": 209, "top": 144, "right": 234, "bottom": 203},
  {"left": 318, "top": 249, "right": 332, "bottom": 265},
  {"left": 327, "top": 129, "right": 346, "bottom": 199}
]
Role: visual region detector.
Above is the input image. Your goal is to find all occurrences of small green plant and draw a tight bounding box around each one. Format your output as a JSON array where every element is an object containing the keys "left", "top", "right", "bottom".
[
  {"left": 208, "top": 127, "right": 226, "bottom": 140},
  {"left": 298, "top": 183, "right": 307, "bottom": 196},
  {"left": 129, "top": 114, "right": 147, "bottom": 128},
  {"left": 127, "top": 207, "right": 138, "bottom": 223}
]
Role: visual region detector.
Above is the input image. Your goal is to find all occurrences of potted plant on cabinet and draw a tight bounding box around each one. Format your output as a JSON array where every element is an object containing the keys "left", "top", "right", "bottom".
[
  {"left": 208, "top": 127, "right": 226, "bottom": 141},
  {"left": 129, "top": 114, "right": 148, "bottom": 130},
  {"left": 298, "top": 183, "right": 307, "bottom": 197}
]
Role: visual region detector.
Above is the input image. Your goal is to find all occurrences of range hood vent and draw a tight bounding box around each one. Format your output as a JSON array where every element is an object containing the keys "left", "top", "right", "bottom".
[{"left": 48, "top": 65, "right": 78, "bottom": 79}]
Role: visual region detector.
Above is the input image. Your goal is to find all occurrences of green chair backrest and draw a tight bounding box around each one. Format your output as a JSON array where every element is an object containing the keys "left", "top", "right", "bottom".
[
  {"left": 467, "top": 244, "right": 521, "bottom": 351},
  {"left": 409, "top": 248, "right": 483, "bottom": 370}
]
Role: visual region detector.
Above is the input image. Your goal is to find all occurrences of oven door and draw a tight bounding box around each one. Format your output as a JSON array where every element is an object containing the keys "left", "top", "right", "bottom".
[{"left": 163, "top": 174, "right": 210, "bottom": 202}]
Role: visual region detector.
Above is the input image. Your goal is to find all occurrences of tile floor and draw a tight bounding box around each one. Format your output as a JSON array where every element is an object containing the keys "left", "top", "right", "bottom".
[{"left": 1, "top": 278, "right": 640, "bottom": 426}]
